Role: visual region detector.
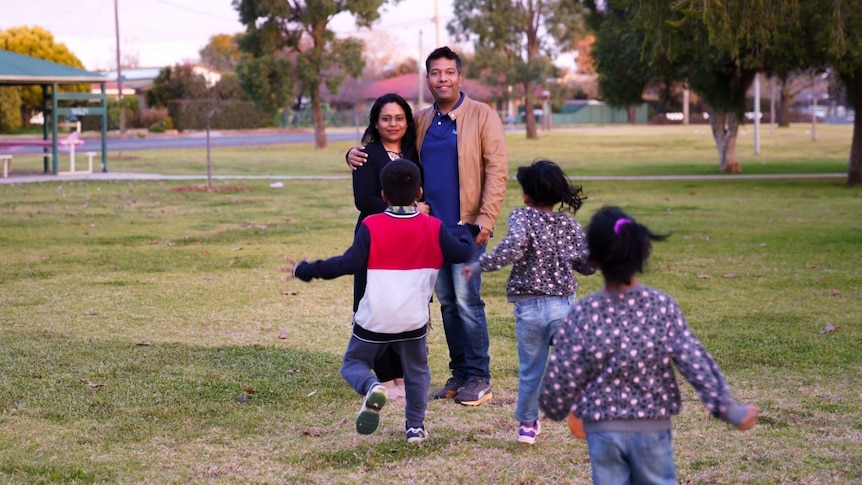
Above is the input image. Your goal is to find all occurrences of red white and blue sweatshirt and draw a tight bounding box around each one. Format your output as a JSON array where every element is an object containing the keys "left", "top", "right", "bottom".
[{"left": 293, "top": 206, "right": 474, "bottom": 343}]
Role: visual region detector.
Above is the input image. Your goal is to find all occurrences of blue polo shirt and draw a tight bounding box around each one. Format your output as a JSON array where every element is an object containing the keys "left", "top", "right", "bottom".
[{"left": 421, "top": 93, "right": 463, "bottom": 227}]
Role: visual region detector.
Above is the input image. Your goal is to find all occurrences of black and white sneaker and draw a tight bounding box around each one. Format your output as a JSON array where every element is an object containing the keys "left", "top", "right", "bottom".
[{"left": 406, "top": 426, "right": 428, "bottom": 443}]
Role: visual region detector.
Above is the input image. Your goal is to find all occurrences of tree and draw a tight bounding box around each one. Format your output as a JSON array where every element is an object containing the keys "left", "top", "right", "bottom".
[
  {"left": 808, "top": 0, "right": 862, "bottom": 185},
  {"left": 587, "top": 5, "right": 656, "bottom": 124},
  {"left": 0, "top": 25, "right": 89, "bottom": 127},
  {"left": 0, "top": 86, "right": 23, "bottom": 132},
  {"left": 199, "top": 33, "right": 244, "bottom": 73},
  {"left": 145, "top": 64, "right": 209, "bottom": 109},
  {"left": 449, "top": 0, "right": 584, "bottom": 139},
  {"left": 234, "top": 0, "right": 384, "bottom": 149},
  {"left": 662, "top": 0, "right": 862, "bottom": 183},
  {"left": 584, "top": 1, "right": 816, "bottom": 173}
]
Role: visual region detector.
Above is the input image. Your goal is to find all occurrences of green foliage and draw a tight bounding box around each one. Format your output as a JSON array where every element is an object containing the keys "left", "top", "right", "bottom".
[
  {"left": 198, "top": 33, "right": 244, "bottom": 73},
  {"left": 0, "top": 86, "right": 23, "bottom": 132},
  {"left": 0, "top": 25, "right": 89, "bottom": 126},
  {"left": 449, "top": 0, "right": 584, "bottom": 137},
  {"left": 234, "top": 0, "right": 386, "bottom": 147},
  {"left": 235, "top": 54, "right": 295, "bottom": 117},
  {"left": 166, "top": 99, "right": 271, "bottom": 131},
  {"left": 145, "top": 65, "right": 209, "bottom": 109},
  {"left": 80, "top": 97, "right": 140, "bottom": 132}
]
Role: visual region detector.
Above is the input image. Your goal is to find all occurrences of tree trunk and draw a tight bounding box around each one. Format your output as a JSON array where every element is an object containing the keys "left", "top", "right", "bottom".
[
  {"left": 627, "top": 106, "right": 637, "bottom": 124},
  {"left": 708, "top": 109, "right": 742, "bottom": 173},
  {"left": 778, "top": 84, "right": 792, "bottom": 127},
  {"left": 310, "top": 84, "right": 327, "bottom": 149},
  {"left": 524, "top": 80, "right": 538, "bottom": 139},
  {"left": 847, "top": 67, "right": 862, "bottom": 186}
]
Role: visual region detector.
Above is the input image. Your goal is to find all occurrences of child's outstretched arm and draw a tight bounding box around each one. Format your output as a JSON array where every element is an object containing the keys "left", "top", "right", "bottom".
[
  {"left": 570, "top": 221, "right": 596, "bottom": 276},
  {"left": 737, "top": 405, "right": 759, "bottom": 431},
  {"left": 666, "top": 297, "right": 758, "bottom": 429},
  {"left": 289, "top": 227, "right": 371, "bottom": 282},
  {"left": 440, "top": 224, "right": 475, "bottom": 264}
]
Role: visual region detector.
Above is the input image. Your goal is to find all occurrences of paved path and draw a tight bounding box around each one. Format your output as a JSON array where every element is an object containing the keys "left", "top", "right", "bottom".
[{"left": 0, "top": 172, "right": 847, "bottom": 185}]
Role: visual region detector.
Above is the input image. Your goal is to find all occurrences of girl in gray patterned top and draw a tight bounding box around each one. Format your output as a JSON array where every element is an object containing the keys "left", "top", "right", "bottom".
[
  {"left": 539, "top": 206, "right": 758, "bottom": 483},
  {"left": 462, "top": 158, "right": 595, "bottom": 445}
]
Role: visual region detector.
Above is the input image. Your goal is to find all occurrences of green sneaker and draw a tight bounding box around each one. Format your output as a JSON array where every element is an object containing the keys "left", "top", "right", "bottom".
[{"left": 355, "top": 384, "right": 387, "bottom": 435}]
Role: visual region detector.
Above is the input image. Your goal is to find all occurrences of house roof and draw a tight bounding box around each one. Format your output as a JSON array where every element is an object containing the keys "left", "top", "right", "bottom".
[{"left": 0, "top": 49, "right": 108, "bottom": 85}]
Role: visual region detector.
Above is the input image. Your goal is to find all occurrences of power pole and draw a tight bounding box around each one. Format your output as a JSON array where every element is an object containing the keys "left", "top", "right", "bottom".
[
  {"left": 418, "top": 30, "right": 424, "bottom": 107},
  {"left": 114, "top": 0, "right": 125, "bottom": 134},
  {"left": 435, "top": 0, "right": 441, "bottom": 47}
]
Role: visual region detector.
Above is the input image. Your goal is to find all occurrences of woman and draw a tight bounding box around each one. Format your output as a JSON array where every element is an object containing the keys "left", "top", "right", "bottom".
[{"left": 352, "top": 93, "right": 424, "bottom": 400}]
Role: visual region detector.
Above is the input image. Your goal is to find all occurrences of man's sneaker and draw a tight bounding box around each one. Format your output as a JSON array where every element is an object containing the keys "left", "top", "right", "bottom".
[
  {"left": 454, "top": 379, "right": 493, "bottom": 406},
  {"left": 432, "top": 376, "right": 464, "bottom": 400},
  {"left": 517, "top": 420, "right": 542, "bottom": 445},
  {"left": 406, "top": 426, "right": 428, "bottom": 443},
  {"left": 355, "top": 384, "right": 387, "bottom": 435}
]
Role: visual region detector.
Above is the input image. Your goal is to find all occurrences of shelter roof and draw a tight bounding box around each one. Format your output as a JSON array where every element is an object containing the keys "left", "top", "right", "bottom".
[{"left": 0, "top": 49, "right": 108, "bottom": 85}]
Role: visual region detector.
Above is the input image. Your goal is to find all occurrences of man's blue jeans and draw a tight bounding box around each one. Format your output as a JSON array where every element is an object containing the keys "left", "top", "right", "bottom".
[
  {"left": 513, "top": 294, "right": 573, "bottom": 423},
  {"left": 586, "top": 429, "right": 677, "bottom": 484},
  {"left": 435, "top": 243, "right": 490, "bottom": 382}
]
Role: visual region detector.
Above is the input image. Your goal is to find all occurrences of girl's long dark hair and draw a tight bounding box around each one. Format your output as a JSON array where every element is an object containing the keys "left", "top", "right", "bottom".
[
  {"left": 587, "top": 206, "right": 669, "bottom": 286},
  {"left": 516, "top": 158, "right": 585, "bottom": 214}
]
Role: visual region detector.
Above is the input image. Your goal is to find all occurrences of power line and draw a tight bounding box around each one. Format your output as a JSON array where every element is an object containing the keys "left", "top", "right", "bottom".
[{"left": 152, "top": 0, "right": 238, "bottom": 23}]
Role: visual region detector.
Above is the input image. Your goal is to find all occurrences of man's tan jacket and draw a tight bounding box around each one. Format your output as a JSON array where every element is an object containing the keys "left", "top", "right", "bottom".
[{"left": 415, "top": 94, "right": 509, "bottom": 234}]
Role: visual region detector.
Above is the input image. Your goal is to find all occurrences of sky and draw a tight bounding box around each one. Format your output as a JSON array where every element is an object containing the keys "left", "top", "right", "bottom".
[{"left": 1, "top": 0, "right": 458, "bottom": 72}]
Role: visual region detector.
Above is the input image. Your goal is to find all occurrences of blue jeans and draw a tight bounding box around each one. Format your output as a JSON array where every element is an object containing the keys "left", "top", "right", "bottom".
[
  {"left": 513, "top": 295, "right": 573, "bottom": 423},
  {"left": 586, "top": 430, "right": 677, "bottom": 485},
  {"left": 435, "top": 243, "right": 490, "bottom": 382}
]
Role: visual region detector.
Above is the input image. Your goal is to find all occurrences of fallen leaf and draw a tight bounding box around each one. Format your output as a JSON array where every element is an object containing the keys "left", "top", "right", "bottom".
[
  {"left": 136, "top": 341, "right": 151, "bottom": 346},
  {"left": 829, "top": 289, "right": 841, "bottom": 296},
  {"left": 808, "top": 265, "right": 820, "bottom": 269},
  {"left": 302, "top": 428, "right": 320, "bottom": 436},
  {"left": 819, "top": 324, "right": 839, "bottom": 334},
  {"left": 242, "top": 385, "right": 256, "bottom": 394},
  {"left": 722, "top": 273, "right": 739, "bottom": 279},
  {"left": 235, "top": 395, "right": 250, "bottom": 404},
  {"left": 697, "top": 274, "right": 712, "bottom": 279},
  {"left": 80, "top": 378, "right": 104, "bottom": 388},
  {"left": 278, "top": 329, "right": 288, "bottom": 339},
  {"left": 281, "top": 290, "right": 298, "bottom": 296}
]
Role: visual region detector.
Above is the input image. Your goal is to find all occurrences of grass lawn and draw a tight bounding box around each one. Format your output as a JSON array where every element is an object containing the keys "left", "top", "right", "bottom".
[{"left": 1, "top": 124, "right": 860, "bottom": 483}]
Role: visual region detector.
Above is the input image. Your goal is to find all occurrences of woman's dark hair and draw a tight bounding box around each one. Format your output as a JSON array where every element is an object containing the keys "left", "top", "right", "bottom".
[
  {"left": 587, "top": 206, "right": 669, "bottom": 286},
  {"left": 380, "top": 158, "right": 421, "bottom": 206},
  {"left": 516, "top": 158, "right": 585, "bottom": 214},
  {"left": 361, "top": 93, "right": 417, "bottom": 159}
]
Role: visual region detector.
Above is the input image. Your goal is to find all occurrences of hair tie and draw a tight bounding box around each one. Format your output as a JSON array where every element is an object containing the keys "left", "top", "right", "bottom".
[{"left": 613, "top": 218, "right": 632, "bottom": 235}]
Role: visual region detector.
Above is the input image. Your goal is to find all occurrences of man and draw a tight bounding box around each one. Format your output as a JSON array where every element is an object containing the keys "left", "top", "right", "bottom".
[{"left": 348, "top": 46, "right": 508, "bottom": 406}]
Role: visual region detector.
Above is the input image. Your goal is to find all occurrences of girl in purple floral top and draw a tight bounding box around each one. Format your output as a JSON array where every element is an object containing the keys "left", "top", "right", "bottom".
[
  {"left": 463, "top": 159, "right": 595, "bottom": 444},
  {"left": 539, "top": 206, "right": 758, "bottom": 483}
]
